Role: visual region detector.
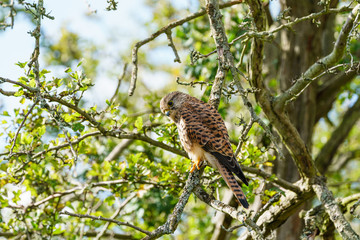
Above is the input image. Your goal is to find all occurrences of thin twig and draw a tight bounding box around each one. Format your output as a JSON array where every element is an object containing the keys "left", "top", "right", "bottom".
[
  {"left": 9, "top": 99, "right": 39, "bottom": 155},
  {"left": 242, "top": 166, "right": 300, "bottom": 193},
  {"left": 221, "top": 223, "right": 245, "bottom": 232},
  {"left": 109, "top": 63, "right": 128, "bottom": 104},
  {"left": 95, "top": 192, "right": 138, "bottom": 239},
  {"left": 350, "top": 199, "right": 360, "bottom": 219},
  {"left": 235, "top": 118, "right": 254, "bottom": 157},
  {"left": 9, "top": 179, "right": 160, "bottom": 209},
  {"left": 253, "top": 193, "right": 281, "bottom": 222},
  {"left": 61, "top": 210, "right": 152, "bottom": 236},
  {"left": 0, "top": 0, "right": 16, "bottom": 30},
  {"left": 165, "top": 29, "right": 181, "bottom": 63}
]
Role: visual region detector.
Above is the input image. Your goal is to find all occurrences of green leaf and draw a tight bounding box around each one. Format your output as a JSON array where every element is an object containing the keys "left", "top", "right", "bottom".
[
  {"left": 2, "top": 111, "right": 10, "bottom": 116},
  {"left": 40, "top": 69, "right": 51, "bottom": 78},
  {"left": 21, "top": 133, "right": 34, "bottom": 145},
  {"left": 104, "top": 195, "right": 115, "bottom": 206},
  {"left": 103, "top": 161, "right": 111, "bottom": 172},
  {"left": 52, "top": 228, "right": 65, "bottom": 235},
  {"left": 29, "top": 79, "right": 36, "bottom": 88},
  {"left": 54, "top": 78, "right": 63, "bottom": 87},
  {"left": 64, "top": 67, "right": 72, "bottom": 73},
  {"left": 14, "top": 90, "right": 24, "bottom": 97},
  {"left": 16, "top": 61, "right": 27, "bottom": 68},
  {"left": 134, "top": 116, "right": 143, "bottom": 131},
  {"left": 38, "top": 126, "right": 46, "bottom": 136},
  {"left": 254, "top": 105, "right": 262, "bottom": 115},
  {"left": 72, "top": 122, "right": 85, "bottom": 132},
  {"left": 63, "top": 114, "right": 73, "bottom": 122},
  {"left": 77, "top": 58, "right": 84, "bottom": 67}
]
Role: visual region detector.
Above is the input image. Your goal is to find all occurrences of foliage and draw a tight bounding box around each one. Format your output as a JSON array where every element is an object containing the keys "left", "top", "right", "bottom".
[{"left": 0, "top": 0, "right": 360, "bottom": 239}]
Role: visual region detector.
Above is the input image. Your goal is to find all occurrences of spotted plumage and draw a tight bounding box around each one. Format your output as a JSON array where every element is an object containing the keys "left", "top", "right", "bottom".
[{"left": 160, "top": 91, "right": 249, "bottom": 208}]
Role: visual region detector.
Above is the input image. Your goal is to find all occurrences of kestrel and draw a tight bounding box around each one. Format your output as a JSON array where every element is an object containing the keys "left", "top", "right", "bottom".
[{"left": 160, "top": 91, "right": 249, "bottom": 208}]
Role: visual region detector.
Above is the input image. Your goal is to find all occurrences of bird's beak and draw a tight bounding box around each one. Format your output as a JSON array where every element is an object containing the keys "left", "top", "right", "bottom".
[{"left": 165, "top": 110, "right": 170, "bottom": 116}]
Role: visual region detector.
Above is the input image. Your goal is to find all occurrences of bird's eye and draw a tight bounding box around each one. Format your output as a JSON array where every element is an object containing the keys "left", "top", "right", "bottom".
[{"left": 168, "top": 100, "right": 174, "bottom": 107}]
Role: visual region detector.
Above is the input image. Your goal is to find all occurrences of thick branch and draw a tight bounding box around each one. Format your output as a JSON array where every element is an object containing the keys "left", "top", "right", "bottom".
[
  {"left": 300, "top": 192, "right": 360, "bottom": 239},
  {"left": 241, "top": 180, "right": 314, "bottom": 239},
  {"left": 312, "top": 176, "right": 360, "bottom": 240},
  {"left": 316, "top": 96, "right": 360, "bottom": 174},
  {"left": 205, "top": 0, "right": 285, "bottom": 162},
  {"left": 274, "top": 4, "right": 360, "bottom": 110},
  {"left": 142, "top": 170, "right": 201, "bottom": 240}
]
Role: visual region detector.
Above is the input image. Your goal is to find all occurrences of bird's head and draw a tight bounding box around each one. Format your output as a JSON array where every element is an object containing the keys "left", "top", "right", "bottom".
[{"left": 160, "top": 91, "right": 187, "bottom": 122}]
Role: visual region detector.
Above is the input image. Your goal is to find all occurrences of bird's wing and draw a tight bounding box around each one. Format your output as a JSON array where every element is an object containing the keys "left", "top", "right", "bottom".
[{"left": 180, "top": 99, "right": 248, "bottom": 186}]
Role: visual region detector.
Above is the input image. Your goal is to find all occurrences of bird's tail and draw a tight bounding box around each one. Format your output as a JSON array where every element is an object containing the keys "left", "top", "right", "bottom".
[{"left": 216, "top": 162, "right": 249, "bottom": 208}]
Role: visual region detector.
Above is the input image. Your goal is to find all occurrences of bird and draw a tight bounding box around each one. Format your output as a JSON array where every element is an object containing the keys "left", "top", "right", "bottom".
[{"left": 160, "top": 91, "right": 249, "bottom": 208}]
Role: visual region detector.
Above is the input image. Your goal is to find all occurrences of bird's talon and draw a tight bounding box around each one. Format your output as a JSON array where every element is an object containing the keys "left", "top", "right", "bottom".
[
  {"left": 190, "top": 164, "right": 196, "bottom": 173},
  {"left": 190, "top": 158, "right": 202, "bottom": 172},
  {"left": 196, "top": 161, "right": 201, "bottom": 170}
]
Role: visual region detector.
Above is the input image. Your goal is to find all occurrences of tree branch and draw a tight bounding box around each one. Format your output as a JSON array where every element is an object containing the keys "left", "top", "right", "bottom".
[
  {"left": 0, "top": 76, "right": 106, "bottom": 132},
  {"left": 205, "top": 0, "right": 285, "bottom": 163},
  {"left": 128, "top": 0, "right": 244, "bottom": 96},
  {"left": 240, "top": 180, "right": 314, "bottom": 238},
  {"left": 274, "top": 4, "right": 360, "bottom": 110},
  {"left": 193, "top": 186, "right": 264, "bottom": 239},
  {"left": 142, "top": 170, "right": 201, "bottom": 240},
  {"left": 328, "top": 149, "right": 360, "bottom": 172},
  {"left": 4, "top": 129, "right": 186, "bottom": 165},
  {"left": 315, "top": 96, "right": 360, "bottom": 174},
  {"left": 205, "top": 0, "right": 231, "bottom": 109},
  {"left": 9, "top": 179, "right": 159, "bottom": 209},
  {"left": 312, "top": 176, "right": 360, "bottom": 240},
  {"left": 9, "top": 99, "right": 39, "bottom": 155},
  {"left": 104, "top": 139, "right": 134, "bottom": 161},
  {"left": 0, "top": 231, "right": 135, "bottom": 239},
  {"left": 95, "top": 192, "right": 137, "bottom": 240},
  {"left": 242, "top": 166, "right": 301, "bottom": 193},
  {"left": 316, "top": 65, "right": 359, "bottom": 122},
  {"left": 61, "top": 210, "right": 151, "bottom": 236},
  {"left": 230, "top": 5, "right": 352, "bottom": 45}
]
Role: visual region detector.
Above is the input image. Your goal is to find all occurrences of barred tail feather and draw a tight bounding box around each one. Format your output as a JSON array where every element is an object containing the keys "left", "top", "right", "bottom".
[{"left": 217, "top": 162, "right": 249, "bottom": 208}]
